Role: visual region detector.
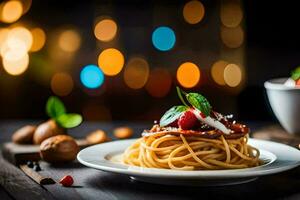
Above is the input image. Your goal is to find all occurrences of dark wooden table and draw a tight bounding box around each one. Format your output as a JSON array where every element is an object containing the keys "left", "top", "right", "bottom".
[{"left": 0, "top": 120, "right": 300, "bottom": 200}]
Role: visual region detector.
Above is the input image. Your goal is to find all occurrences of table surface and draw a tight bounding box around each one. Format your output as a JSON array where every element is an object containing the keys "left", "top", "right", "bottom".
[{"left": 0, "top": 120, "right": 300, "bottom": 200}]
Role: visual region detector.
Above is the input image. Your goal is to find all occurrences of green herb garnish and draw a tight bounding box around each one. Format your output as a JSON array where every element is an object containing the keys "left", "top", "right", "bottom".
[
  {"left": 186, "top": 93, "right": 212, "bottom": 117},
  {"left": 159, "top": 105, "right": 188, "bottom": 127},
  {"left": 291, "top": 67, "right": 300, "bottom": 81},
  {"left": 46, "top": 96, "right": 82, "bottom": 128},
  {"left": 159, "top": 87, "right": 212, "bottom": 127}
]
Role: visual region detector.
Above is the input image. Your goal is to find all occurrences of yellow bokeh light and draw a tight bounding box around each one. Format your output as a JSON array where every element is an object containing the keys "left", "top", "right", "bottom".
[
  {"left": 2, "top": 53, "right": 29, "bottom": 75},
  {"left": 58, "top": 29, "right": 81, "bottom": 52},
  {"left": 176, "top": 62, "right": 200, "bottom": 88},
  {"left": 98, "top": 48, "right": 124, "bottom": 76},
  {"left": 1, "top": 38, "right": 27, "bottom": 61},
  {"left": 183, "top": 0, "right": 205, "bottom": 24},
  {"left": 220, "top": 0, "right": 243, "bottom": 28},
  {"left": 30, "top": 28, "right": 46, "bottom": 52},
  {"left": 1, "top": 1, "right": 23, "bottom": 23},
  {"left": 224, "top": 63, "right": 242, "bottom": 87},
  {"left": 220, "top": 25, "right": 244, "bottom": 48},
  {"left": 94, "top": 19, "right": 117, "bottom": 42},
  {"left": 211, "top": 60, "right": 228, "bottom": 85},
  {"left": 0, "top": 28, "right": 10, "bottom": 51},
  {"left": 50, "top": 72, "right": 74, "bottom": 96},
  {"left": 146, "top": 68, "right": 172, "bottom": 98},
  {"left": 8, "top": 27, "right": 33, "bottom": 51},
  {"left": 123, "top": 57, "right": 149, "bottom": 89}
]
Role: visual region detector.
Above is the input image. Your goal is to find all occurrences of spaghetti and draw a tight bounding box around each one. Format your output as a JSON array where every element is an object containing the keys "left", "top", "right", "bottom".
[
  {"left": 123, "top": 88, "right": 261, "bottom": 170},
  {"left": 123, "top": 131, "right": 260, "bottom": 170}
]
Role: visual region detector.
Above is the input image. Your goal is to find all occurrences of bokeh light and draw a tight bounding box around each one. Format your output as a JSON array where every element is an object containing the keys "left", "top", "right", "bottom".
[
  {"left": 98, "top": 48, "right": 124, "bottom": 76},
  {"left": 30, "top": 28, "right": 46, "bottom": 52},
  {"left": 176, "top": 62, "right": 200, "bottom": 88},
  {"left": 220, "top": 0, "right": 243, "bottom": 28},
  {"left": 94, "top": 19, "right": 117, "bottom": 42},
  {"left": 2, "top": 53, "right": 29, "bottom": 75},
  {"left": 152, "top": 26, "right": 176, "bottom": 51},
  {"left": 58, "top": 29, "right": 81, "bottom": 52},
  {"left": 146, "top": 68, "right": 172, "bottom": 98},
  {"left": 0, "top": 28, "right": 9, "bottom": 50},
  {"left": 8, "top": 27, "right": 33, "bottom": 51},
  {"left": 80, "top": 64, "right": 104, "bottom": 89},
  {"left": 211, "top": 60, "right": 228, "bottom": 85},
  {"left": 123, "top": 57, "right": 149, "bottom": 89},
  {"left": 220, "top": 25, "right": 244, "bottom": 48},
  {"left": 1, "top": 1, "right": 23, "bottom": 23},
  {"left": 224, "top": 63, "right": 242, "bottom": 87},
  {"left": 183, "top": 0, "right": 205, "bottom": 24},
  {"left": 51, "top": 72, "right": 74, "bottom": 96}
]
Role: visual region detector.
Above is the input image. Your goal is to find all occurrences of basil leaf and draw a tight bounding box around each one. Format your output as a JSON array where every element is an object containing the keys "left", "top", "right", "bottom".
[
  {"left": 291, "top": 67, "right": 300, "bottom": 80},
  {"left": 186, "top": 93, "right": 211, "bottom": 117},
  {"left": 159, "top": 105, "right": 188, "bottom": 127},
  {"left": 46, "top": 96, "right": 66, "bottom": 118},
  {"left": 56, "top": 113, "right": 83, "bottom": 128}
]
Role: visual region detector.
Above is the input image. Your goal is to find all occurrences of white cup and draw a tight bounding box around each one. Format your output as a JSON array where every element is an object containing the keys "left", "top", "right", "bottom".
[{"left": 264, "top": 78, "right": 300, "bottom": 134}]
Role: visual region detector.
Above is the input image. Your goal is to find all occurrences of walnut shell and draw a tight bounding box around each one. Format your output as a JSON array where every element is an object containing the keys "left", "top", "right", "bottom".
[
  {"left": 113, "top": 127, "right": 133, "bottom": 139},
  {"left": 12, "top": 125, "right": 36, "bottom": 144},
  {"left": 86, "top": 130, "right": 110, "bottom": 145},
  {"left": 33, "top": 119, "right": 65, "bottom": 144},
  {"left": 40, "top": 135, "right": 79, "bottom": 163}
]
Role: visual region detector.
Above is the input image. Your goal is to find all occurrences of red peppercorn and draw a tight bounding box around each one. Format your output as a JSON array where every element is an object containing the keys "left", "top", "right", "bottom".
[{"left": 59, "top": 175, "right": 74, "bottom": 187}]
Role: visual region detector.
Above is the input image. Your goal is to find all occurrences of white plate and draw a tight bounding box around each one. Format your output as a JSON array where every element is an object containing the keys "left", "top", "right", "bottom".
[{"left": 77, "top": 138, "right": 300, "bottom": 186}]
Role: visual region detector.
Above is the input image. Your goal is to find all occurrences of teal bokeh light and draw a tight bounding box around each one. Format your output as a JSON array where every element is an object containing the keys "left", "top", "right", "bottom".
[
  {"left": 152, "top": 26, "right": 176, "bottom": 51},
  {"left": 80, "top": 65, "right": 104, "bottom": 89}
]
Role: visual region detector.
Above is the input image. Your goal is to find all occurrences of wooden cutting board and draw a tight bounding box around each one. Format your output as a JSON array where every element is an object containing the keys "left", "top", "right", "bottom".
[{"left": 2, "top": 139, "right": 89, "bottom": 165}]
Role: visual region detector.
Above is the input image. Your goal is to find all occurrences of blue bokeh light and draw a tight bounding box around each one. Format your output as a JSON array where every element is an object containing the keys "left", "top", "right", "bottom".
[
  {"left": 152, "top": 26, "right": 176, "bottom": 51},
  {"left": 80, "top": 64, "right": 104, "bottom": 89}
]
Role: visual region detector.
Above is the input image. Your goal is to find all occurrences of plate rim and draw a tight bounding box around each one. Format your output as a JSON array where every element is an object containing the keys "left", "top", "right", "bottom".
[{"left": 77, "top": 138, "right": 300, "bottom": 179}]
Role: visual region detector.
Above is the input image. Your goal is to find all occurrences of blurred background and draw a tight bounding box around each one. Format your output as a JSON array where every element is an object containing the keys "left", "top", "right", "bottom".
[{"left": 0, "top": 0, "right": 297, "bottom": 122}]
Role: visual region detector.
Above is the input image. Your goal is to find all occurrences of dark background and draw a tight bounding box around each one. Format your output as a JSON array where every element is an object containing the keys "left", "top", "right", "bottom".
[{"left": 0, "top": 0, "right": 298, "bottom": 123}]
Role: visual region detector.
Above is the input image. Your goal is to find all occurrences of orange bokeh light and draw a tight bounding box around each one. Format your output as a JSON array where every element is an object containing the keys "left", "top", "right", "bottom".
[
  {"left": 220, "top": 25, "right": 244, "bottom": 48},
  {"left": 1, "top": 1, "right": 23, "bottom": 23},
  {"left": 177, "top": 62, "right": 200, "bottom": 88},
  {"left": 58, "top": 29, "right": 81, "bottom": 52},
  {"left": 123, "top": 57, "right": 149, "bottom": 89},
  {"left": 94, "top": 19, "right": 117, "bottom": 42},
  {"left": 220, "top": 0, "right": 243, "bottom": 28},
  {"left": 211, "top": 60, "right": 228, "bottom": 85},
  {"left": 30, "top": 28, "right": 46, "bottom": 52},
  {"left": 183, "top": 0, "right": 205, "bottom": 24},
  {"left": 50, "top": 72, "right": 74, "bottom": 96},
  {"left": 224, "top": 63, "right": 242, "bottom": 87},
  {"left": 146, "top": 68, "right": 172, "bottom": 98},
  {"left": 98, "top": 48, "right": 125, "bottom": 76}
]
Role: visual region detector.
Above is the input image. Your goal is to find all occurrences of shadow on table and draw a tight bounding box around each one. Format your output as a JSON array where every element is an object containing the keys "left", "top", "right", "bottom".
[{"left": 85, "top": 167, "right": 300, "bottom": 200}]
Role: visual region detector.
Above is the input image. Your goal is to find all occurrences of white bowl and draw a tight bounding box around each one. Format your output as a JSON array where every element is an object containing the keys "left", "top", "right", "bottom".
[{"left": 264, "top": 78, "right": 300, "bottom": 134}]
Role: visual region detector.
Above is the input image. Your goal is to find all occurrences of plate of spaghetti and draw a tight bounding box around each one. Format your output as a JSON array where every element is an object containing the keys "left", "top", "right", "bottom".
[{"left": 78, "top": 87, "right": 300, "bottom": 186}]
